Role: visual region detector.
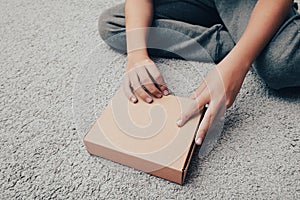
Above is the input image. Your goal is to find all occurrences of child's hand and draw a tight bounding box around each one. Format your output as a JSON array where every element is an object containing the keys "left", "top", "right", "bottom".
[
  {"left": 176, "top": 62, "right": 247, "bottom": 145},
  {"left": 123, "top": 55, "right": 169, "bottom": 103}
]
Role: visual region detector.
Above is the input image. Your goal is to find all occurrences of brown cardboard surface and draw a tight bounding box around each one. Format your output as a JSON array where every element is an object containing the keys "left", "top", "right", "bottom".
[{"left": 84, "top": 89, "right": 202, "bottom": 184}]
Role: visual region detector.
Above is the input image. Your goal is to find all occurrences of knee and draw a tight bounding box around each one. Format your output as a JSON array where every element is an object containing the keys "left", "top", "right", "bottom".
[
  {"left": 254, "top": 61, "right": 286, "bottom": 90},
  {"left": 254, "top": 50, "right": 300, "bottom": 90},
  {"left": 253, "top": 7, "right": 300, "bottom": 89},
  {"left": 98, "top": 9, "right": 113, "bottom": 42},
  {"left": 98, "top": 4, "right": 126, "bottom": 52}
]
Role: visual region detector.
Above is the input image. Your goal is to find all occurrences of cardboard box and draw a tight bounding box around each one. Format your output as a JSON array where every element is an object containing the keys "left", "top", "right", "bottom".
[{"left": 84, "top": 89, "right": 202, "bottom": 184}]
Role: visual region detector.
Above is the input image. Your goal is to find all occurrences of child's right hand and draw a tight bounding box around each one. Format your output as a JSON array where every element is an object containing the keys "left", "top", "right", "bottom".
[{"left": 123, "top": 54, "right": 169, "bottom": 103}]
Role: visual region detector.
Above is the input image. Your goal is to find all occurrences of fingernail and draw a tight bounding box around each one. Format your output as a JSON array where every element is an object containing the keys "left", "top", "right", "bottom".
[
  {"left": 176, "top": 119, "right": 182, "bottom": 126},
  {"left": 146, "top": 97, "right": 152, "bottom": 103},
  {"left": 163, "top": 90, "right": 169, "bottom": 96},
  {"left": 157, "top": 94, "right": 162, "bottom": 98},
  {"left": 131, "top": 96, "right": 137, "bottom": 103},
  {"left": 195, "top": 137, "right": 202, "bottom": 145}
]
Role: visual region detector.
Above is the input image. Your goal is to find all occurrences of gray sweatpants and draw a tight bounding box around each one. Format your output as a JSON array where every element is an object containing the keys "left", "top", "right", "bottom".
[{"left": 98, "top": 0, "right": 300, "bottom": 89}]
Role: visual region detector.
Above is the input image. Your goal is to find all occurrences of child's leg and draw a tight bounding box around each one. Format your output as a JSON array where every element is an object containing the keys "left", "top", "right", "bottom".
[
  {"left": 99, "top": 1, "right": 235, "bottom": 63},
  {"left": 215, "top": 0, "right": 300, "bottom": 89}
]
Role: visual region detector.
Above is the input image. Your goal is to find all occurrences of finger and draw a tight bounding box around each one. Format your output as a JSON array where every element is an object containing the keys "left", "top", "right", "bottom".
[
  {"left": 135, "top": 87, "right": 153, "bottom": 103},
  {"left": 160, "top": 85, "right": 169, "bottom": 96},
  {"left": 136, "top": 66, "right": 162, "bottom": 98},
  {"left": 189, "top": 81, "right": 206, "bottom": 99},
  {"left": 177, "top": 88, "right": 209, "bottom": 127},
  {"left": 145, "top": 64, "right": 169, "bottom": 96},
  {"left": 195, "top": 105, "right": 214, "bottom": 145},
  {"left": 122, "top": 75, "right": 137, "bottom": 103},
  {"left": 143, "top": 83, "right": 163, "bottom": 98},
  {"left": 129, "top": 71, "right": 153, "bottom": 103},
  {"left": 176, "top": 100, "right": 200, "bottom": 127}
]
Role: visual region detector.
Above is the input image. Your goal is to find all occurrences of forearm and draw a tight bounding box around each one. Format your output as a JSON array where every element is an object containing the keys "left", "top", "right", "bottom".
[
  {"left": 123, "top": 1, "right": 169, "bottom": 103},
  {"left": 125, "top": 0, "right": 153, "bottom": 59},
  {"left": 220, "top": 0, "right": 293, "bottom": 73}
]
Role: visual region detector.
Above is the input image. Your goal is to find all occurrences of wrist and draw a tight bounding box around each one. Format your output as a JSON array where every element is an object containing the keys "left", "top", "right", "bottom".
[
  {"left": 217, "top": 54, "right": 251, "bottom": 86},
  {"left": 220, "top": 50, "right": 252, "bottom": 76},
  {"left": 127, "top": 49, "right": 149, "bottom": 60},
  {"left": 127, "top": 50, "right": 151, "bottom": 70}
]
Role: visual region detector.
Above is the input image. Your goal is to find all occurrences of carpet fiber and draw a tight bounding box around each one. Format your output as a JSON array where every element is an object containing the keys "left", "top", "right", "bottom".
[{"left": 1, "top": 0, "right": 299, "bottom": 199}]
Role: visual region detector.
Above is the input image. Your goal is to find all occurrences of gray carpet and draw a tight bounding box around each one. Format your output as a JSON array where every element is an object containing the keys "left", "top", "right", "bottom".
[{"left": 1, "top": 0, "right": 299, "bottom": 199}]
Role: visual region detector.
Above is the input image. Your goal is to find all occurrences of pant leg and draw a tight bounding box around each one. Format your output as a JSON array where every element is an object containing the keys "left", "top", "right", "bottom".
[
  {"left": 214, "top": 0, "right": 300, "bottom": 89},
  {"left": 152, "top": 0, "right": 223, "bottom": 28},
  {"left": 98, "top": 2, "right": 235, "bottom": 63}
]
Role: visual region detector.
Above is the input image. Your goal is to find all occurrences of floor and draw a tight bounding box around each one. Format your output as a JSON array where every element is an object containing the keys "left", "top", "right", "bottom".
[{"left": 1, "top": 0, "right": 299, "bottom": 199}]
